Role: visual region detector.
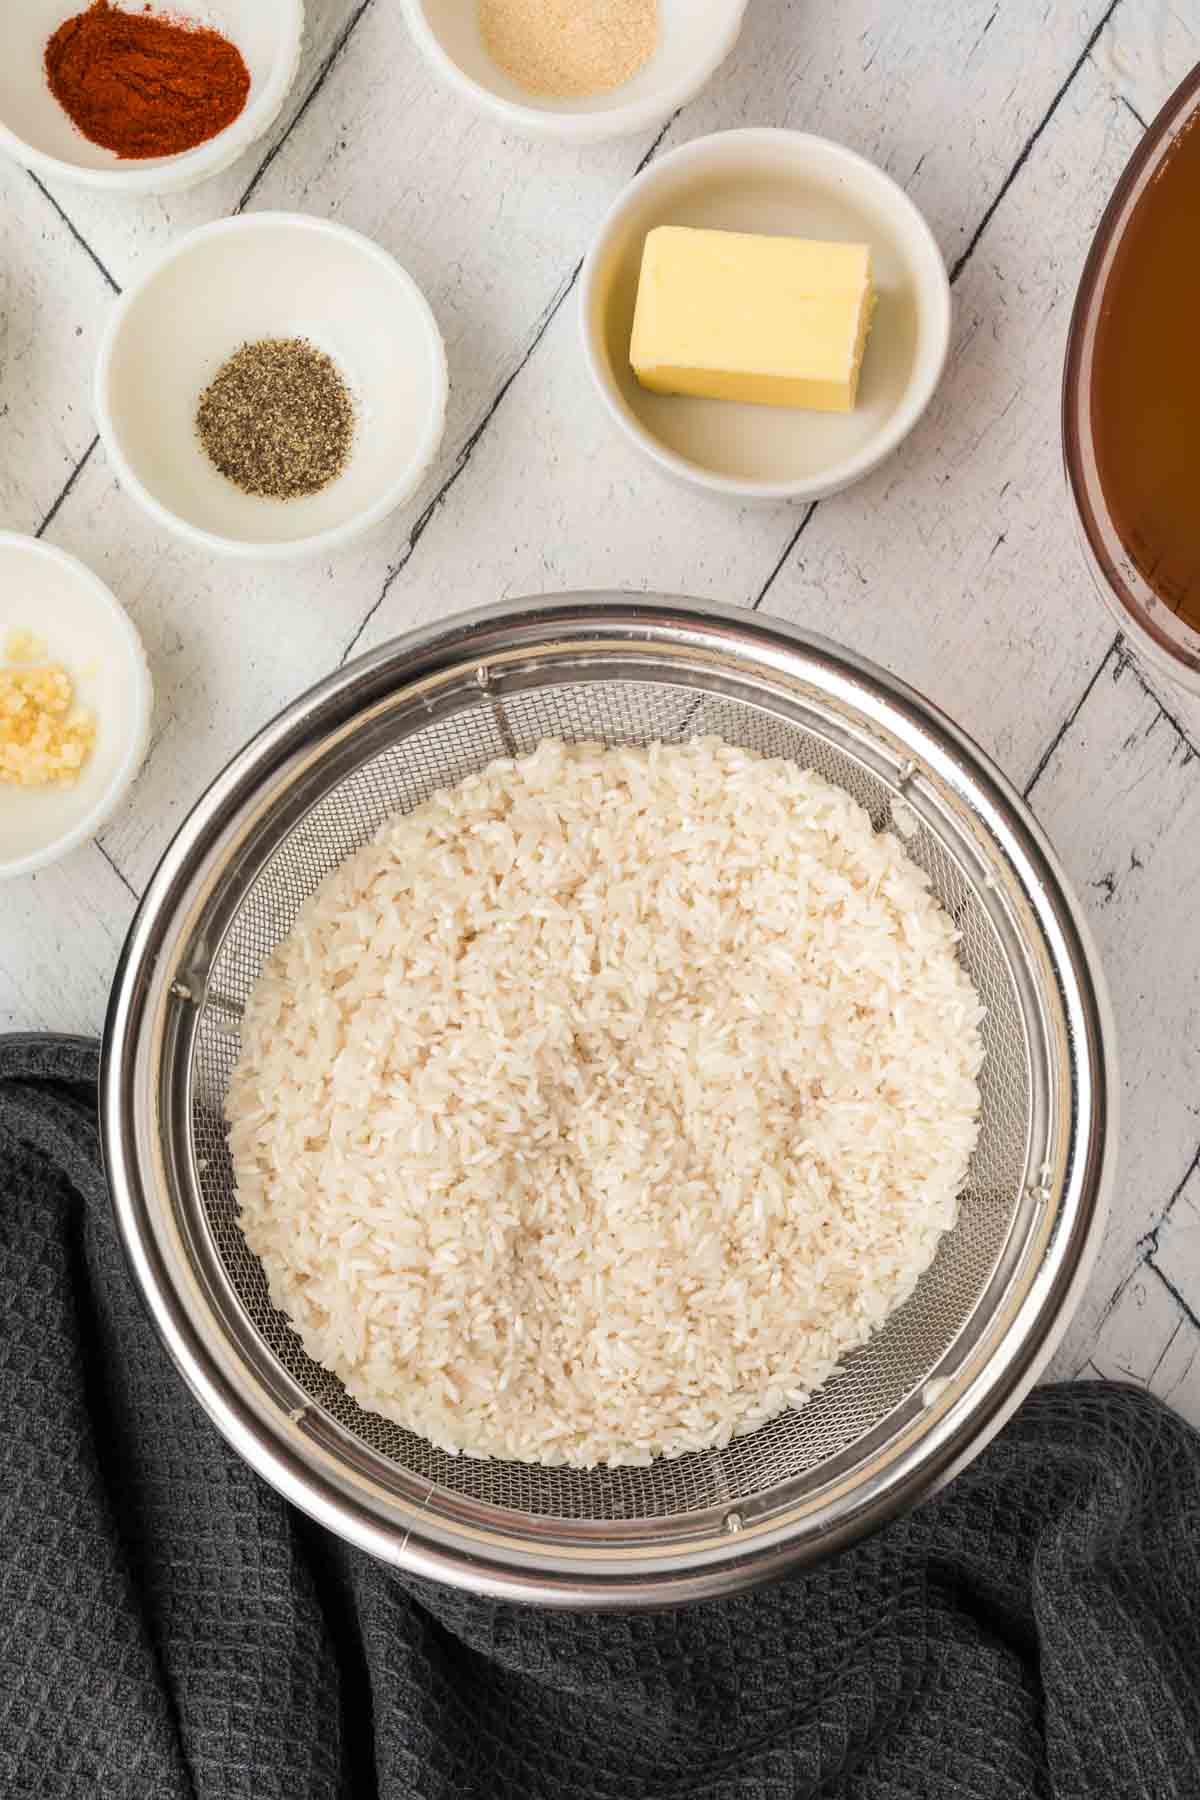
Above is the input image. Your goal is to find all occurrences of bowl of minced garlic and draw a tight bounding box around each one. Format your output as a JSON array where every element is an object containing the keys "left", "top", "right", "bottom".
[
  {"left": 398, "top": 0, "right": 749, "bottom": 143},
  {"left": 0, "top": 534, "right": 152, "bottom": 881}
]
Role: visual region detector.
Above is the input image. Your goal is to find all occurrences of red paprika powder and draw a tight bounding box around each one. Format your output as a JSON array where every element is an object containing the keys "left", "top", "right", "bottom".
[{"left": 45, "top": 1, "right": 251, "bottom": 161}]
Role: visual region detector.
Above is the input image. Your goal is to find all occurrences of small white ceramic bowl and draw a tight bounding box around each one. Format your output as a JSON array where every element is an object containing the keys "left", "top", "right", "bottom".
[
  {"left": 581, "top": 129, "right": 952, "bottom": 502},
  {"left": 0, "top": 0, "right": 303, "bottom": 196},
  {"left": 399, "top": 0, "right": 747, "bottom": 143},
  {"left": 95, "top": 214, "right": 449, "bottom": 560},
  {"left": 0, "top": 533, "right": 152, "bottom": 880}
]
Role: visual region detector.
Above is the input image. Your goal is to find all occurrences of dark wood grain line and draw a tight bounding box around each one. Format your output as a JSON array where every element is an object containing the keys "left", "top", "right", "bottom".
[
  {"left": 1022, "top": 633, "right": 1121, "bottom": 800},
  {"left": 26, "top": 172, "right": 120, "bottom": 294},
  {"left": 948, "top": 0, "right": 1125, "bottom": 285},
  {"left": 237, "top": 0, "right": 376, "bottom": 214},
  {"left": 35, "top": 435, "right": 99, "bottom": 540},
  {"left": 94, "top": 838, "right": 139, "bottom": 901}
]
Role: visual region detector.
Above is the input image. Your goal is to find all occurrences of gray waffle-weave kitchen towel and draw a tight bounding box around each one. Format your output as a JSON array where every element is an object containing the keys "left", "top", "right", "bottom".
[{"left": 3, "top": 1032, "right": 1199, "bottom": 1800}]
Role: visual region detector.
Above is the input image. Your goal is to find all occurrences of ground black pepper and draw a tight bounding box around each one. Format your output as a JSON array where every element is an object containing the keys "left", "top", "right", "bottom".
[{"left": 196, "top": 338, "right": 355, "bottom": 501}]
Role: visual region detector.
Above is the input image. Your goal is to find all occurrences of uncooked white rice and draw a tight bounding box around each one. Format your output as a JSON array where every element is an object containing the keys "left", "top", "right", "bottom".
[{"left": 227, "top": 739, "right": 984, "bottom": 1469}]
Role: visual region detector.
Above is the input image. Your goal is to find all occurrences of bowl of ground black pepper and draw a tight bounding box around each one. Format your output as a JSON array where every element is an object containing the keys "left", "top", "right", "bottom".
[
  {"left": 399, "top": 0, "right": 749, "bottom": 143},
  {"left": 0, "top": 0, "right": 303, "bottom": 194},
  {"left": 94, "top": 214, "right": 448, "bottom": 558}
]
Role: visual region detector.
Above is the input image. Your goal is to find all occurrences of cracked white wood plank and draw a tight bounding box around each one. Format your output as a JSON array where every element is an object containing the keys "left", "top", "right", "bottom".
[
  {"left": 1153, "top": 1162, "right": 1200, "bottom": 1320},
  {"left": 0, "top": 162, "right": 112, "bottom": 533},
  {"left": 1029, "top": 645, "right": 1200, "bottom": 1384},
  {"left": 0, "top": 844, "right": 135, "bottom": 1035},
  {"left": 1091, "top": 0, "right": 1200, "bottom": 129},
  {"left": 1072, "top": 1263, "right": 1200, "bottom": 1431},
  {"left": 762, "top": 53, "right": 1135, "bottom": 789}
]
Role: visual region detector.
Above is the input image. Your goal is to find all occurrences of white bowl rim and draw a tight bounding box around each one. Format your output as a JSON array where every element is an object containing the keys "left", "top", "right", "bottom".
[
  {"left": 397, "top": 0, "right": 750, "bottom": 142},
  {"left": 93, "top": 211, "right": 450, "bottom": 562},
  {"left": 579, "top": 126, "right": 953, "bottom": 501},
  {"left": 0, "top": 0, "right": 305, "bottom": 194},
  {"left": 0, "top": 531, "right": 152, "bottom": 881}
]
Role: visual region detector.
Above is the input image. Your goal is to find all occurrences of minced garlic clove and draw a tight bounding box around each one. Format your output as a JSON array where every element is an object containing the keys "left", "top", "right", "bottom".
[
  {"left": 0, "top": 654, "right": 97, "bottom": 788},
  {"left": 4, "top": 628, "right": 49, "bottom": 663}
]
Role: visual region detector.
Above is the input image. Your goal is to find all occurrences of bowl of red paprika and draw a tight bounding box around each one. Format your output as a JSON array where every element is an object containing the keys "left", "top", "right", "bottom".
[{"left": 0, "top": 0, "right": 304, "bottom": 195}]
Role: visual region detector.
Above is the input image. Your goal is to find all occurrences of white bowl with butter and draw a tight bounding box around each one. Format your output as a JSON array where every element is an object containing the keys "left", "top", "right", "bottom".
[
  {"left": 0, "top": 534, "right": 152, "bottom": 881},
  {"left": 580, "top": 129, "right": 952, "bottom": 501}
]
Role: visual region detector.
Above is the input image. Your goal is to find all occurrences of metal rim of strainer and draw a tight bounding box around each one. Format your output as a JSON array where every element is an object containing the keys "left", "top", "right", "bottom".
[{"left": 101, "top": 595, "right": 1116, "bottom": 1608}]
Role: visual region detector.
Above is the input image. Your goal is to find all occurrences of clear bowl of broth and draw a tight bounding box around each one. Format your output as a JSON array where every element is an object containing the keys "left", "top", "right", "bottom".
[{"left": 1063, "top": 62, "right": 1200, "bottom": 695}]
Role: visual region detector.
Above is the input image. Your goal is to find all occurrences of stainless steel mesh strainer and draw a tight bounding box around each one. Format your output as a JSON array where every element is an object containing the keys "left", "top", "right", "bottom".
[{"left": 101, "top": 596, "right": 1115, "bottom": 1606}]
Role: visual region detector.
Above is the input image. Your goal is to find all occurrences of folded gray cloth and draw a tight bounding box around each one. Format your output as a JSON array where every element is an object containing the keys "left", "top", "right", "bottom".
[{"left": 3, "top": 1032, "right": 1199, "bottom": 1799}]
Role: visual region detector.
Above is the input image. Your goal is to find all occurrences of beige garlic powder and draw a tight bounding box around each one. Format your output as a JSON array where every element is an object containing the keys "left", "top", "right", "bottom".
[{"left": 480, "top": 0, "right": 657, "bottom": 99}]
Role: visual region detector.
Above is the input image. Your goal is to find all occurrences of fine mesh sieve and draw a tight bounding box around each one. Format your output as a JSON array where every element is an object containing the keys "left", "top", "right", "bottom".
[{"left": 102, "top": 596, "right": 1114, "bottom": 1606}]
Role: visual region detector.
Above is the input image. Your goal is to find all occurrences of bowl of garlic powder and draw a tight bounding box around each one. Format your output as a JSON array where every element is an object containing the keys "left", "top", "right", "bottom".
[
  {"left": 399, "top": 0, "right": 749, "bottom": 143},
  {"left": 0, "top": 535, "right": 151, "bottom": 880}
]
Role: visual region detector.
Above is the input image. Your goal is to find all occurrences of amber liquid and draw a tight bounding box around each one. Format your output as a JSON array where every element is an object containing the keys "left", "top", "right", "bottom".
[{"left": 1092, "top": 112, "right": 1200, "bottom": 630}]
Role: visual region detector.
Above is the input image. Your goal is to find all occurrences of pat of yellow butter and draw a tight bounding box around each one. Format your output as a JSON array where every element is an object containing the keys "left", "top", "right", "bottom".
[{"left": 630, "top": 226, "right": 876, "bottom": 413}]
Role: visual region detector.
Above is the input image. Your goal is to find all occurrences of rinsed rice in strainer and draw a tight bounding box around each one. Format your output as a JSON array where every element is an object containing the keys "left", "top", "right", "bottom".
[{"left": 226, "top": 739, "right": 984, "bottom": 1468}]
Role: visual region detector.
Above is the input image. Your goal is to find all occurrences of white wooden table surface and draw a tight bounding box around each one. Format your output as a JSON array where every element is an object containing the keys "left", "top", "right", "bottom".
[{"left": 2, "top": 0, "right": 1198, "bottom": 1419}]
